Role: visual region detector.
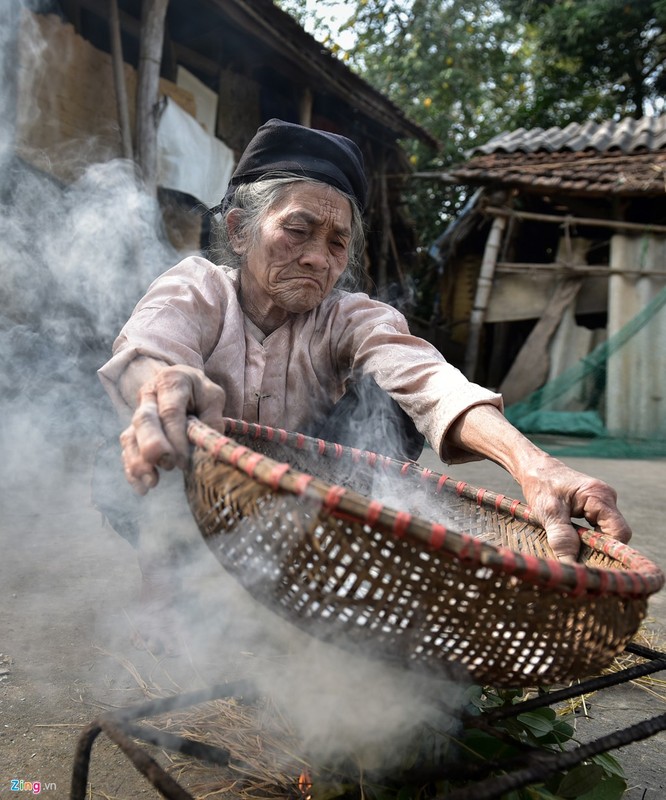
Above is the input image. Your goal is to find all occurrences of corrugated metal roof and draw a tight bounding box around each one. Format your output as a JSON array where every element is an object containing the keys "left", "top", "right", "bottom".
[{"left": 470, "top": 116, "right": 666, "bottom": 156}]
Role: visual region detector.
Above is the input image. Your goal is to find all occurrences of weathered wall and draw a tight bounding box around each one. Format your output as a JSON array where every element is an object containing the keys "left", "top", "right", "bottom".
[
  {"left": 15, "top": 10, "right": 195, "bottom": 184},
  {"left": 606, "top": 234, "right": 666, "bottom": 437}
]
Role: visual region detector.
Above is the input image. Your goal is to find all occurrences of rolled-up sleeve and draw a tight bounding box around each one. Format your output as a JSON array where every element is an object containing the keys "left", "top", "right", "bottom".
[
  {"left": 331, "top": 294, "right": 503, "bottom": 463},
  {"left": 98, "top": 257, "right": 229, "bottom": 414}
]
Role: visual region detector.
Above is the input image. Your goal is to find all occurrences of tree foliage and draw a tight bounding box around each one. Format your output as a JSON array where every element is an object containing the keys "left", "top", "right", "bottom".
[
  {"left": 503, "top": 0, "right": 666, "bottom": 125},
  {"left": 340, "top": 0, "right": 536, "bottom": 238},
  {"left": 341, "top": 1, "right": 526, "bottom": 159},
  {"left": 278, "top": 0, "right": 666, "bottom": 245}
]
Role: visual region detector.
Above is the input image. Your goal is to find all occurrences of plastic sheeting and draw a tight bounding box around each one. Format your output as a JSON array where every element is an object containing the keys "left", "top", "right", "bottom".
[{"left": 157, "top": 97, "right": 235, "bottom": 209}]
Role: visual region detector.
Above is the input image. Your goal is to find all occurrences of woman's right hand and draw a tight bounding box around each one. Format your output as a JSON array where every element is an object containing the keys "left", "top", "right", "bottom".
[{"left": 119, "top": 364, "right": 226, "bottom": 494}]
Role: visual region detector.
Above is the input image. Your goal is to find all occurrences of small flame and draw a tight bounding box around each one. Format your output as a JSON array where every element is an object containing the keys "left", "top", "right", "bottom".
[{"left": 298, "top": 768, "right": 312, "bottom": 800}]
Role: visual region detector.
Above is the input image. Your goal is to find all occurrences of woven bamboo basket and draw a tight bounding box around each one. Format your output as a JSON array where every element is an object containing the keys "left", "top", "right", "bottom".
[{"left": 185, "top": 417, "right": 664, "bottom": 687}]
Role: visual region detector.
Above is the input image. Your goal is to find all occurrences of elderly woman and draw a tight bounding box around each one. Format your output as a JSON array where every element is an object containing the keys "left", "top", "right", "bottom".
[{"left": 100, "top": 119, "right": 630, "bottom": 583}]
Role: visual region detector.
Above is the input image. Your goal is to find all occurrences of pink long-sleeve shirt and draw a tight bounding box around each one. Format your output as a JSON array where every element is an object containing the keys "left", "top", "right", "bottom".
[{"left": 98, "top": 256, "right": 502, "bottom": 462}]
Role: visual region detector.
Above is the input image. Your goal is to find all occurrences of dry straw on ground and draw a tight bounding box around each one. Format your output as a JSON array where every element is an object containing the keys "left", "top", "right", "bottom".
[{"left": 91, "top": 625, "right": 666, "bottom": 800}]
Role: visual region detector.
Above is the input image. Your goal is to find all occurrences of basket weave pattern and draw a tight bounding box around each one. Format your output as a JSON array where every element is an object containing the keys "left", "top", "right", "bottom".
[{"left": 185, "top": 417, "right": 664, "bottom": 687}]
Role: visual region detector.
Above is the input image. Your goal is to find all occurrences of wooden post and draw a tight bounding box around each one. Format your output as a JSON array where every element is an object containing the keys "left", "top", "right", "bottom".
[
  {"left": 109, "top": 0, "right": 133, "bottom": 160},
  {"left": 377, "top": 153, "right": 390, "bottom": 298},
  {"left": 135, "top": 0, "right": 169, "bottom": 193},
  {"left": 299, "top": 87, "right": 313, "bottom": 127},
  {"left": 463, "top": 214, "right": 506, "bottom": 380},
  {"left": 0, "top": 1, "right": 20, "bottom": 206},
  {"left": 607, "top": 234, "right": 666, "bottom": 438}
]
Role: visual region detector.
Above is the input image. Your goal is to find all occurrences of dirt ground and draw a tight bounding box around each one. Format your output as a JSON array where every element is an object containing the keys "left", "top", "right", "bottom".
[{"left": 1, "top": 430, "right": 665, "bottom": 800}]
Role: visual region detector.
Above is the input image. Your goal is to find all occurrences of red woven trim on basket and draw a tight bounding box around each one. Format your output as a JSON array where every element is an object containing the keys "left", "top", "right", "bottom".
[
  {"left": 365, "top": 500, "right": 383, "bottom": 525},
  {"left": 242, "top": 451, "right": 265, "bottom": 476},
  {"left": 529, "top": 555, "right": 589, "bottom": 597},
  {"left": 429, "top": 523, "right": 447, "bottom": 549},
  {"left": 488, "top": 543, "right": 655, "bottom": 598},
  {"left": 189, "top": 418, "right": 664, "bottom": 599},
  {"left": 268, "top": 463, "right": 290, "bottom": 490},
  {"left": 458, "top": 533, "right": 483, "bottom": 561},
  {"left": 211, "top": 436, "right": 232, "bottom": 460},
  {"left": 581, "top": 530, "right": 664, "bottom": 594},
  {"left": 509, "top": 499, "right": 521, "bottom": 517},
  {"left": 223, "top": 419, "right": 249, "bottom": 436},
  {"left": 324, "top": 485, "right": 346, "bottom": 511},
  {"left": 293, "top": 474, "right": 314, "bottom": 494},
  {"left": 536, "top": 558, "right": 565, "bottom": 589},
  {"left": 476, "top": 487, "right": 486, "bottom": 505},
  {"left": 228, "top": 445, "right": 249, "bottom": 467},
  {"left": 381, "top": 455, "right": 395, "bottom": 471},
  {"left": 393, "top": 511, "right": 412, "bottom": 539},
  {"left": 351, "top": 448, "right": 362, "bottom": 463}
]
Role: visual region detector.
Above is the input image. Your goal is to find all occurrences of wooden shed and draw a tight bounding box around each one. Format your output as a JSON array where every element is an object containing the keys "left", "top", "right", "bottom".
[
  {"left": 7, "top": 0, "right": 437, "bottom": 294},
  {"left": 426, "top": 117, "right": 666, "bottom": 441}
]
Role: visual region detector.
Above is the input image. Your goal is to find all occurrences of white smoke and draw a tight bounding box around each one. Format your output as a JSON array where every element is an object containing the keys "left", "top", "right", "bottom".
[{"left": 0, "top": 2, "right": 467, "bottom": 789}]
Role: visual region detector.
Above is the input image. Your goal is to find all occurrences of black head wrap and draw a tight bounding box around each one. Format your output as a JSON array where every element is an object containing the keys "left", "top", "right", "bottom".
[{"left": 217, "top": 118, "right": 368, "bottom": 213}]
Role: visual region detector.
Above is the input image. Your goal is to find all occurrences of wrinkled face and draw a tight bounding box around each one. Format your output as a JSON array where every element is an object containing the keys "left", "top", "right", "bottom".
[{"left": 239, "top": 183, "right": 353, "bottom": 314}]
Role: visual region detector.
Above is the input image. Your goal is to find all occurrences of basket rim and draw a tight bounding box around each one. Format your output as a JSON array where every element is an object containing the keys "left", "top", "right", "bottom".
[{"left": 186, "top": 416, "right": 664, "bottom": 600}]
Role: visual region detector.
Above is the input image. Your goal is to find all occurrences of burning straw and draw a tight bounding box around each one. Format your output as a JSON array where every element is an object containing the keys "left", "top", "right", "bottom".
[
  {"left": 89, "top": 622, "right": 666, "bottom": 800},
  {"left": 95, "top": 645, "right": 458, "bottom": 800},
  {"left": 147, "top": 694, "right": 309, "bottom": 800}
]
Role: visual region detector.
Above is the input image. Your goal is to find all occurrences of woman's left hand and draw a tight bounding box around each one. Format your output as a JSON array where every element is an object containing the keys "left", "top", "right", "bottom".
[
  {"left": 446, "top": 404, "right": 632, "bottom": 561},
  {"left": 517, "top": 454, "right": 631, "bottom": 562}
]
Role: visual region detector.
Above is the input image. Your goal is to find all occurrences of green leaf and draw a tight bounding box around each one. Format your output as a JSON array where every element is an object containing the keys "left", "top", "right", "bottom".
[
  {"left": 534, "top": 719, "right": 576, "bottom": 747},
  {"left": 461, "top": 728, "right": 519, "bottom": 761},
  {"left": 524, "top": 786, "right": 562, "bottom": 799},
  {"left": 576, "top": 775, "right": 627, "bottom": 800},
  {"left": 590, "top": 751, "right": 626, "bottom": 779},
  {"left": 555, "top": 763, "right": 605, "bottom": 797},
  {"left": 516, "top": 710, "right": 557, "bottom": 738}
]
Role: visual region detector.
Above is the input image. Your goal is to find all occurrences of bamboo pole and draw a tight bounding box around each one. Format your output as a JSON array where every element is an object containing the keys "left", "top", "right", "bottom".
[
  {"left": 463, "top": 214, "right": 507, "bottom": 380},
  {"left": 109, "top": 0, "right": 133, "bottom": 160},
  {"left": 485, "top": 205, "right": 666, "bottom": 235},
  {"left": 135, "top": 0, "right": 169, "bottom": 193},
  {"left": 495, "top": 261, "right": 666, "bottom": 278}
]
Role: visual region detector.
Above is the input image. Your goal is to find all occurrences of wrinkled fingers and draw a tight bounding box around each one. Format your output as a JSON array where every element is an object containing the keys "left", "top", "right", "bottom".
[
  {"left": 150, "top": 370, "right": 198, "bottom": 464},
  {"left": 132, "top": 388, "right": 181, "bottom": 470},
  {"left": 542, "top": 519, "right": 581, "bottom": 563},
  {"left": 573, "top": 480, "right": 632, "bottom": 544},
  {"left": 120, "top": 425, "right": 159, "bottom": 494}
]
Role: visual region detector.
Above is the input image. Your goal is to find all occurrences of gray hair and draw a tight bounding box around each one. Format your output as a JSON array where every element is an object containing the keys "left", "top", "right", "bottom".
[{"left": 211, "top": 173, "right": 366, "bottom": 291}]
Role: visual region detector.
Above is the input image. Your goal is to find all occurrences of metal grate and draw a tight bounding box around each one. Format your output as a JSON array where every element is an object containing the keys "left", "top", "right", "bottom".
[{"left": 70, "top": 645, "right": 666, "bottom": 800}]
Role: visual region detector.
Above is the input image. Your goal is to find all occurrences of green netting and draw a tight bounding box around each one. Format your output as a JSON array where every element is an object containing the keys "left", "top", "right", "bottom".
[{"left": 505, "top": 279, "right": 666, "bottom": 459}]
